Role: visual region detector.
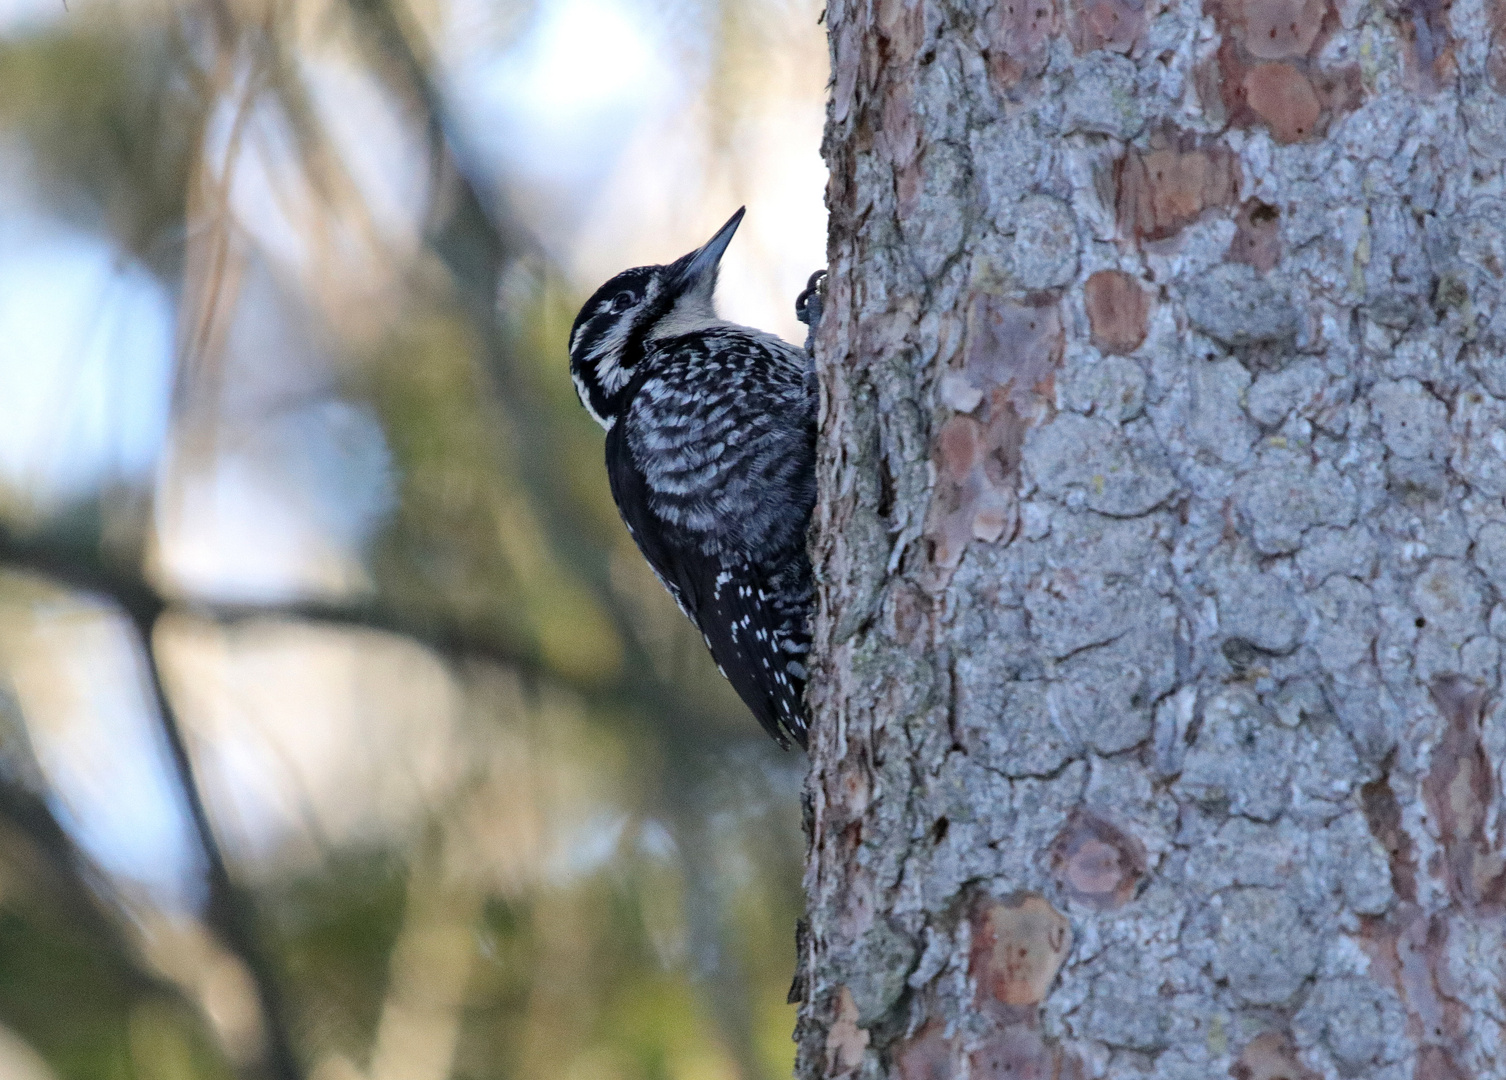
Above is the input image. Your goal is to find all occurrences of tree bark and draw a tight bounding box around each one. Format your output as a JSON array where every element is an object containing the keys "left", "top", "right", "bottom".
[{"left": 799, "top": 0, "right": 1506, "bottom": 1076}]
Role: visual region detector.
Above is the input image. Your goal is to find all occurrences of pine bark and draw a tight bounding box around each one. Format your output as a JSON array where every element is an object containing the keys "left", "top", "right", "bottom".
[{"left": 798, "top": 0, "right": 1506, "bottom": 1076}]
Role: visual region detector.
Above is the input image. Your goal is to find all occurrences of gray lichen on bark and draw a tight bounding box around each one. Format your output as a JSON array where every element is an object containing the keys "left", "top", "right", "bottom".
[{"left": 799, "top": 0, "right": 1506, "bottom": 1076}]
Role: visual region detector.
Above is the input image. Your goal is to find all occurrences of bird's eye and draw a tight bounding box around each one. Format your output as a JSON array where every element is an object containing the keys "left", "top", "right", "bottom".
[{"left": 609, "top": 293, "right": 634, "bottom": 314}]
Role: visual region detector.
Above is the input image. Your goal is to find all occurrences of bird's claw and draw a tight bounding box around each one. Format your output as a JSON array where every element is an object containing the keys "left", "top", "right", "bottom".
[
  {"left": 795, "top": 269, "right": 827, "bottom": 326},
  {"left": 796, "top": 269, "right": 827, "bottom": 359}
]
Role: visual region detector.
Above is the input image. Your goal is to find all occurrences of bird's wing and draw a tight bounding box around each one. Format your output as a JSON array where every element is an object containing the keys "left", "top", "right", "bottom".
[{"left": 605, "top": 417, "right": 808, "bottom": 749}]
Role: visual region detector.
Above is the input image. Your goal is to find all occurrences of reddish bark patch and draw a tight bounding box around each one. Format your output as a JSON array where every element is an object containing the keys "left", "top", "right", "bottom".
[
  {"left": 869, "top": 1, "right": 928, "bottom": 214},
  {"left": 969, "top": 892, "right": 1073, "bottom": 1008},
  {"left": 824, "top": 759, "right": 873, "bottom": 945},
  {"left": 925, "top": 294, "right": 1062, "bottom": 569},
  {"left": 1201, "top": 0, "right": 1362, "bottom": 141},
  {"left": 894, "top": 1021, "right": 958, "bottom": 1080},
  {"left": 1229, "top": 1032, "right": 1320, "bottom": 1080},
  {"left": 897, "top": 160, "right": 923, "bottom": 218},
  {"left": 970, "top": 1023, "right": 1054, "bottom": 1079},
  {"left": 889, "top": 580, "right": 928, "bottom": 645},
  {"left": 1049, "top": 810, "right": 1148, "bottom": 909},
  {"left": 1423, "top": 675, "right": 1506, "bottom": 908},
  {"left": 830, "top": 19, "right": 862, "bottom": 126},
  {"left": 1228, "top": 0, "right": 1327, "bottom": 59},
  {"left": 1114, "top": 133, "right": 1241, "bottom": 241},
  {"left": 1398, "top": 0, "right": 1456, "bottom": 91},
  {"left": 834, "top": 758, "right": 873, "bottom": 820},
  {"left": 1358, "top": 906, "right": 1467, "bottom": 1052},
  {"left": 986, "top": 0, "right": 1059, "bottom": 91},
  {"left": 880, "top": 81, "right": 921, "bottom": 176},
  {"left": 1353, "top": 749, "right": 1477, "bottom": 1058},
  {"left": 1361, "top": 763, "right": 1418, "bottom": 904},
  {"left": 1310, "top": 64, "right": 1364, "bottom": 116},
  {"left": 1243, "top": 62, "right": 1321, "bottom": 143},
  {"left": 1066, "top": 0, "right": 1146, "bottom": 54},
  {"left": 826, "top": 986, "right": 870, "bottom": 1076},
  {"left": 1491, "top": 0, "right": 1506, "bottom": 92},
  {"left": 1415, "top": 1046, "right": 1470, "bottom": 1080},
  {"left": 878, "top": 0, "right": 928, "bottom": 62},
  {"left": 1083, "top": 270, "right": 1151, "bottom": 353},
  {"left": 964, "top": 295, "right": 1065, "bottom": 399},
  {"left": 928, "top": 409, "right": 1015, "bottom": 568},
  {"left": 1229, "top": 199, "right": 1283, "bottom": 271},
  {"left": 1341, "top": 717, "right": 1493, "bottom": 1072},
  {"left": 1397, "top": 912, "right": 1466, "bottom": 1045},
  {"left": 831, "top": 0, "right": 926, "bottom": 220},
  {"left": 938, "top": 415, "right": 984, "bottom": 484}
]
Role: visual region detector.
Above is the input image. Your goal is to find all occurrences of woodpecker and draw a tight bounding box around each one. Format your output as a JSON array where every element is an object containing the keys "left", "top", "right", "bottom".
[{"left": 568, "top": 209, "right": 819, "bottom": 749}]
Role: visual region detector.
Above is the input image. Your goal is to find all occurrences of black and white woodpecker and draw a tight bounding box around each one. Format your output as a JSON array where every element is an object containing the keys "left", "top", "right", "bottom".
[{"left": 568, "top": 208, "right": 821, "bottom": 749}]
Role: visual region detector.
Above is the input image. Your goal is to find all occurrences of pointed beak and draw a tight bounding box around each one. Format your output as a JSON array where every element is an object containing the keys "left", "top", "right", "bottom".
[{"left": 675, "top": 207, "right": 745, "bottom": 290}]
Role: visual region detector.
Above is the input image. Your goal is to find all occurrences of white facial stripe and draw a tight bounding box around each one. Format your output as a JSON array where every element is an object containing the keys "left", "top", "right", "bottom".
[
  {"left": 571, "top": 366, "right": 614, "bottom": 430},
  {"left": 570, "top": 271, "right": 665, "bottom": 429},
  {"left": 585, "top": 319, "right": 638, "bottom": 394}
]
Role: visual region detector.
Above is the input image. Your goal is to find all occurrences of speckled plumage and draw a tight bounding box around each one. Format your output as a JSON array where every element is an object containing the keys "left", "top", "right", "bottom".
[{"left": 568, "top": 211, "right": 817, "bottom": 748}]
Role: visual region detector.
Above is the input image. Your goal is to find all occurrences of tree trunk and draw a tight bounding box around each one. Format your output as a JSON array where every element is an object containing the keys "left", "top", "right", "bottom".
[{"left": 799, "top": 0, "right": 1506, "bottom": 1076}]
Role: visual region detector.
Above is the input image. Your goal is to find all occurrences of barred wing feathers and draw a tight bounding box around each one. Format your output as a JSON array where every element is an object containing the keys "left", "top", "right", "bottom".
[{"left": 603, "top": 330, "right": 814, "bottom": 748}]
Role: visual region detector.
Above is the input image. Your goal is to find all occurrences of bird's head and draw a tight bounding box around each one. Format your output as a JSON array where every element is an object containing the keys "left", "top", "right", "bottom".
[{"left": 568, "top": 207, "right": 744, "bottom": 430}]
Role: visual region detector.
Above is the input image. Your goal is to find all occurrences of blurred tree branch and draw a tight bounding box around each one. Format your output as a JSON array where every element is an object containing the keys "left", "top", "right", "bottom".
[
  {"left": 0, "top": 512, "right": 780, "bottom": 1076},
  {"left": 0, "top": 525, "right": 305, "bottom": 1080},
  {"left": 0, "top": 740, "right": 231, "bottom": 1077},
  {"left": 0, "top": 523, "right": 742, "bottom": 746},
  {"left": 0, "top": 779, "right": 171, "bottom": 1000},
  {"left": 134, "top": 616, "right": 307, "bottom": 1080}
]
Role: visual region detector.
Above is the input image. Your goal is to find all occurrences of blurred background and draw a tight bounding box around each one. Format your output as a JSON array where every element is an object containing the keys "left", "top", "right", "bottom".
[{"left": 0, "top": 0, "right": 827, "bottom": 1073}]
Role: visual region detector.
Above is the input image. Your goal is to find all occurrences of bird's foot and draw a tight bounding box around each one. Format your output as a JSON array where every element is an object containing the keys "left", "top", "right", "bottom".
[{"left": 796, "top": 269, "right": 827, "bottom": 359}]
